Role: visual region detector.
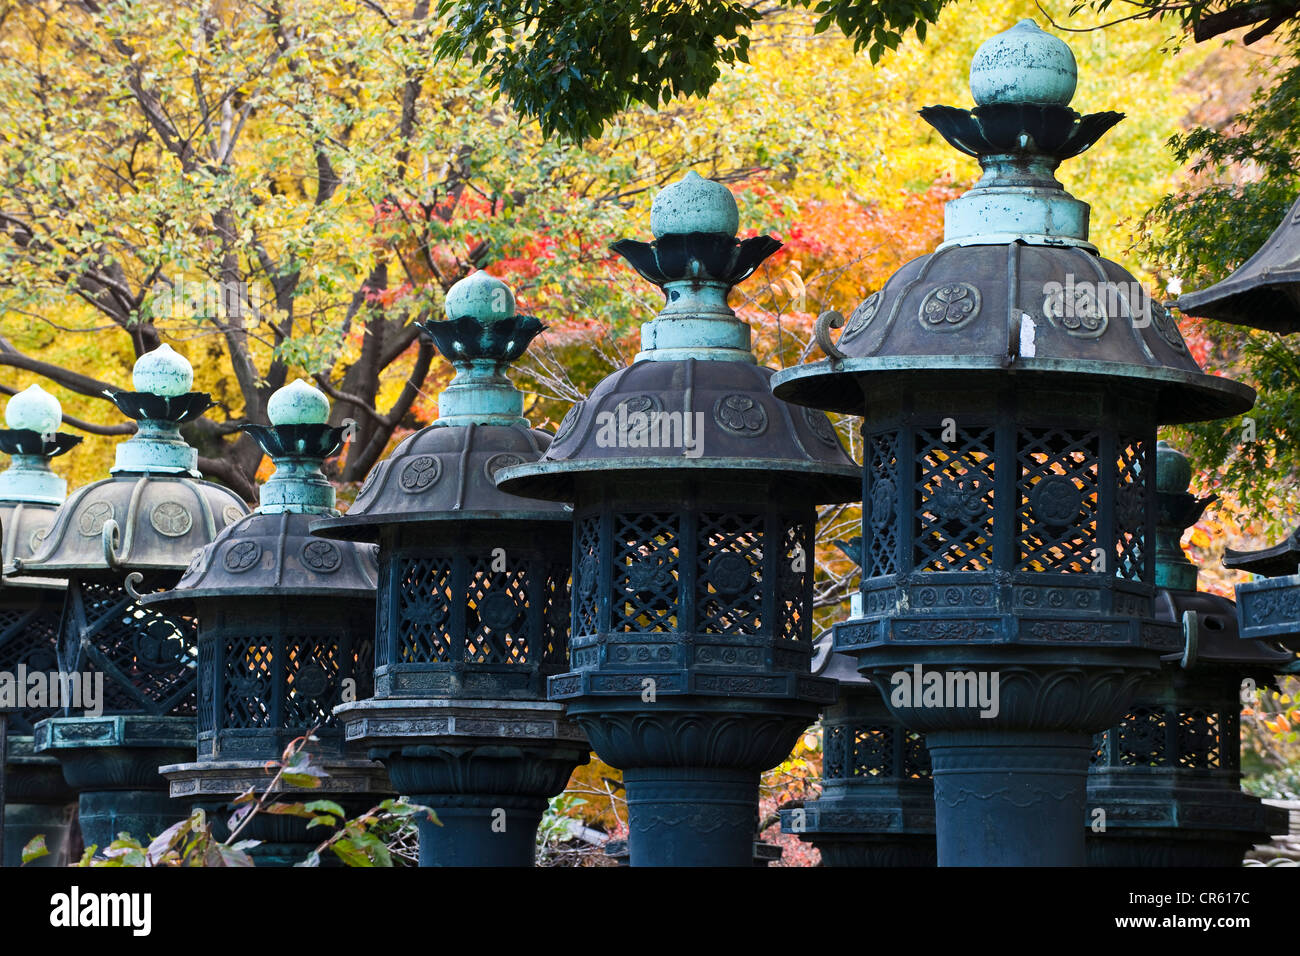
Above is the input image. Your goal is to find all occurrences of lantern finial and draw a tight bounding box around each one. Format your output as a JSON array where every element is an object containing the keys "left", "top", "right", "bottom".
[
  {"left": 919, "top": 20, "right": 1123, "bottom": 248},
  {"left": 1153, "top": 440, "right": 1215, "bottom": 591},
  {"left": 419, "top": 270, "right": 544, "bottom": 428},
  {"left": 241, "top": 380, "right": 345, "bottom": 514},
  {"left": 611, "top": 172, "right": 781, "bottom": 363},
  {"left": 0, "top": 384, "right": 81, "bottom": 504}
]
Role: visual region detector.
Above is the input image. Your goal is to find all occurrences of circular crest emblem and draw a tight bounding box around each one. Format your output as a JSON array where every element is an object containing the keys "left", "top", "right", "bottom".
[
  {"left": 553, "top": 403, "right": 583, "bottom": 445},
  {"left": 484, "top": 453, "right": 526, "bottom": 483},
  {"left": 708, "top": 552, "right": 754, "bottom": 596},
  {"left": 151, "top": 501, "right": 193, "bottom": 537},
  {"left": 478, "top": 591, "right": 519, "bottom": 630},
  {"left": 870, "top": 478, "right": 895, "bottom": 529},
  {"left": 223, "top": 540, "right": 262, "bottom": 573},
  {"left": 919, "top": 283, "right": 982, "bottom": 332},
  {"left": 1029, "top": 475, "right": 1084, "bottom": 528},
  {"left": 399, "top": 455, "right": 442, "bottom": 493},
  {"left": 294, "top": 661, "right": 331, "bottom": 697},
  {"left": 713, "top": 394, "right": 768, "bottom": 436},
  {"left": 301, "top": 540, "right": 342, "bottom": 573},
  {"left": 840, "top": 292, "right": 882, "bottom": 344},
  {"left": 802, "top": 406, "right": 838, "bottom": 447},
  {"left": 78, "top": 501, "right": 114, "bottom": 537}
]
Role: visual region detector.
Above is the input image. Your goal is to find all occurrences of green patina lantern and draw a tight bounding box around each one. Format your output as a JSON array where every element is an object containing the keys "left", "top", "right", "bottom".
[
  {"left": 141, "top": 379, "right": 388, "bottom": 866},
  {"left": 19, "top": 346, "right": 248, "bottom": 852},
  {"left": 0, "top": 385, "right": 82, "bottom": 866}
]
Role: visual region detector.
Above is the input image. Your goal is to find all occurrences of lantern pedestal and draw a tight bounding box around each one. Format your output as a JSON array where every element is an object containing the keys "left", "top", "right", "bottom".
[
  {"left": 556, "top": 695, "right": 821, "bottom": 867},
  {"left": 161, "top": 758, "right": 390, "bottom": 866},
  {"left": 337, "top": 697, "right": 588, "bottom": 867},
  {"left": 926, "top": 730, "right": 1092, "bottom": 866},
  {"left": 33, "top": 715, "right": 194, "bottom": 849},
  {"left": 4, "top": 737, "right": 76, "bottom": 866}
]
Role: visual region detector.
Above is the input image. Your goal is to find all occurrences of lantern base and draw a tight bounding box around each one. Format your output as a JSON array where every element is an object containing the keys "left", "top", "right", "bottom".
[
  {"left": 780, "top": 790, "right": 937, "bottom": 867},
  {"left": 33, "top": 714, "right": 195, "bottom": 852},
  {"left": 1086, "top": 783, "right": 1287, "bottom": 866},
  {"left": 335, "top": 697, "right": 590, "bottom": 867},
  {"left": 159, "top": 757, "right": 392, "bottom": 866}
]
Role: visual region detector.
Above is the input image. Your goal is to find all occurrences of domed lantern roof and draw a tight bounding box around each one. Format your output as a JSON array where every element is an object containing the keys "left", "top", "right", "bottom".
[
  {"left": 0, "top": 385, "right": 82, "bottom": 589},
  {"left": 16, "top": 346, "right": 247, "bottom": 577},
  {"left": 770, "top": 19, "right": 1253, "bottom": 424},
  {"left": 497, "top": 170, "right": 860, "bottom": 504},
  {"left": 142, "top": 380, "right": 377, "bottom": 610},
  {"left": 312, "top": 270, "right": 567, "bottom": 541}
]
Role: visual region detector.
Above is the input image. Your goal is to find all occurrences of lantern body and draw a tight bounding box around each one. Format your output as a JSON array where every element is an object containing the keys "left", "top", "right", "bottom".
[
  {"left": 498, "top": 179, "right": 860, "bottom": 866},
  {"left": 780, "top": 640, "right": 936, "bottom": 866},
  {"left": 0, "top": 420, "right": 82, "bottom": 866},
  {"left": 22, "top": 367, "right": 247, "bottom": 852},
  {"left": 771, "top": 22, "right": 1253, "bottom": 865},
  {"left": 315, "top": 288, "right": 591, "bottom": 867}
]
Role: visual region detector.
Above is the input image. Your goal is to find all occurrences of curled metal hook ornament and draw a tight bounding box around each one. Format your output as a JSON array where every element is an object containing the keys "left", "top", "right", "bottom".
[
  {"left": 101, "top": 518, "right": 123, "bottom": 569},
  {"left": 123, "top": 571, "right": 145, "bottom": 603},
  {"left": 814, "top": 309, "right": 847, "bottom": 360}
]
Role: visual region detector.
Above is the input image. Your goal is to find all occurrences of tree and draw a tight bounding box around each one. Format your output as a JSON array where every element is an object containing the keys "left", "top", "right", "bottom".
[
  {"left": 0, "top": 0, "right": 857, "bottom": 499},
  {"left": 430, "top": 0, "right": 1279, "bottom": 139}
]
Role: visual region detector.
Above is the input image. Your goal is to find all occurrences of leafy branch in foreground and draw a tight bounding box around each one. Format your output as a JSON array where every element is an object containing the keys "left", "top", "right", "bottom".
[{"left": 21, "top": 730, "right": 437, "bottom": 867}]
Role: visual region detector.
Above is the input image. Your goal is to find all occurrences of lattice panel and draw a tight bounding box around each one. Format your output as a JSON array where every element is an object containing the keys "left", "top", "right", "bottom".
[
  {"left": 853, "top": 725, "right": 894, "bottom": 777},
  {"left": 396, "top": 556, "right": 455, "bottom": 663},
  {"left": 466, "top": 557, "right": 530, "bottom": 664},
  {"left": 902, "top": 730, "right": 931, "bottom": 778},
  {"left": 222, "top": 638, "right": 273, "bottom": 729},
  {"left": 1115, "top": 437, "right": 1147, "bottom": 581},
  {"left": 697, "top": 512, "right": 763, "bottom": 636},
  {"left": 1117, "top": 706, "right": 1167, "bottom": 767},
  {"left": 1090, "top": 730, "right": 1109, "bottom": 768},
  {"left": 285, "top": 639, "right": 342, "bottom": 727},
  {"left": 1017, "top": 428, "right": 1100, "bottom": 573},
  {"left": 1176, "top": 709, "right": 1221, "bottom": 769},
  {"left": 779, "top": 520, "right": 809, "bottom": 642},
  {"left": 79, "top": 581, "right": 197, "bottom": 716},
  {"left": 613, "top": 513, "right": 680, "bottom": 633},
  {"left": 542, "top": 560, "right": 570, "bottom": 671},
  {"left": 914, "top": 426, "right": 996, "bottom": 571},
  {"left": 573, "top": 515, "right": 601, "bottom": 638},
  {"left": 867, "top": 431, "right": 901, "bottom": 577},
  {"left": 823, "top": 725, "right": 848, "bottom": 779},
  {"left": 0, "top": 606, "right": 61, "bottom": 731}
]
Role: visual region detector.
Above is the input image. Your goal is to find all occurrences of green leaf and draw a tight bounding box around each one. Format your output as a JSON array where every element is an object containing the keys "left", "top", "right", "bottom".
[{"left": 21, "top": 835, "right": 48, "bottom": 865}]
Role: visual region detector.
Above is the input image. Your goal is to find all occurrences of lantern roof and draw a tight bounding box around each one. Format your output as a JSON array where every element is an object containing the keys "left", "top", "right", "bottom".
[
  {"left": 142, "top": 381, "right": 376, "bottom": 608},
  {"left": 495, "top": 172, "right": 860, "bottom": 505},
  {"left": 769, "top": 21, "right": 1254, "bottom": 426},
  {"left": 1175, "top": 191, "right": 1300, "bottom": 333},
  {"left": 312, "top": 271, "right": 569, "bottom": 543},
  {"left": 16, "top": 346, "right": 248, "bottom": 577}
]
